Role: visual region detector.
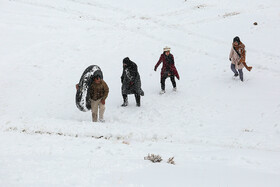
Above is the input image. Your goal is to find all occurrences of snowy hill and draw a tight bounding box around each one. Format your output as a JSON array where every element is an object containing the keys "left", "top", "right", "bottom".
[{"left": 0, "top": 0, "right": 280, "bottom": 186}]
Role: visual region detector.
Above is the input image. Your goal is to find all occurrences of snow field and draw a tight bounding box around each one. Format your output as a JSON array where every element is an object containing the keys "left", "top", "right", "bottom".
[{"left": 0, "top": 0, "right": 280, "bottom": 186}]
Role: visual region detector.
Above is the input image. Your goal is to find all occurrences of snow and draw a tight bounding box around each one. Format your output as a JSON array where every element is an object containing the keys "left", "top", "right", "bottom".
[{"left": 0, "top": 0, "right": 280, "bottom": 186}]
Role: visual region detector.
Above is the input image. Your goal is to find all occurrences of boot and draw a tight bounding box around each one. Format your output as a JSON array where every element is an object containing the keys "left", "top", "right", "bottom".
[
  {"left": 135, "top": 94, "right": 140, "bottom": 107},
  {"left": 121, "top": 94, "right": 128, "bottom": 107}
]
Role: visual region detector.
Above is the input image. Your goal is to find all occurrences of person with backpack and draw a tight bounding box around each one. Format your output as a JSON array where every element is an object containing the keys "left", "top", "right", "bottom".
[
  {"left": 229, "top": 36, "right": 252, "bottom": 81},
  {"left": 121, "top": 57, "right": 144, "bottom": 107},
  {"left": 154, "top": 46, "right": 180, "bottom": 94}
]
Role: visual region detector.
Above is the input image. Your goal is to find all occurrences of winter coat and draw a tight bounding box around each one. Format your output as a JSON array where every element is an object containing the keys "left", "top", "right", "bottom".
[
  {"left": 229, "top": 42, "right": 246, "bottom": 69},
  {"left": 154, "top": 53, "right": 180, "bottom": 80},
  {"left": 121, "top": 58, "right": 144, "bottom": 96},
  {"left": 88, "top": 79, "right": 109, "bottom": 101}
]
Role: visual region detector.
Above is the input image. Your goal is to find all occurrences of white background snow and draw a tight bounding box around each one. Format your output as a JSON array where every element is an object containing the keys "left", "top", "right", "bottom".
[{"left": 0, "top": 0, "right": 280, "bottom": 186}]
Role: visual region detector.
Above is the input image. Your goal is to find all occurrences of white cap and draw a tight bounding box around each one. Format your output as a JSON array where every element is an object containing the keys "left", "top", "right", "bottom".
[{"left": 163, "top": 46, "right": 171, "bottom": 52}]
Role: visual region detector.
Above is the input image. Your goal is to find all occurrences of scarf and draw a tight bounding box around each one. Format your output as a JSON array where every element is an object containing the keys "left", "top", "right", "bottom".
[{"left": 233, "top": 42, "right": 244, "bottom": 58}]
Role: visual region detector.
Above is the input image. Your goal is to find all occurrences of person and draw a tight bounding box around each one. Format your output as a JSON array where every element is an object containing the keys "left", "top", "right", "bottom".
[
  {"left": 229, "top": 36, "right": 252, "bottom": 81},
  {"left": 88, "top": 75, "right": 109, "bottom": 122},
  {"left": 154, "top": 46, "right": 180, "bottom": 94},
  {"left": 121, "top": 57, "right": 144, "bottom": 107}
]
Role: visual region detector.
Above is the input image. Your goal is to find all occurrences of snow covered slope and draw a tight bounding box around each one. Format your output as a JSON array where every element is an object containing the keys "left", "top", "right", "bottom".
[{"left": 0, "top": 0, "right": 280, "bottom": 186}]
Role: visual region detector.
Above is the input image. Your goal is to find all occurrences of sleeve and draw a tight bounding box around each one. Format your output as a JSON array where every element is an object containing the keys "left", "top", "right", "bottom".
[
  {"left": 102, "top": 81, "right": 109, "bottom": 100},
  {"left": 154, "top": 55, "right": 163, "bottom": 70},
  {"left": 229, "top": 47, "right": 234, "bottom": 60},
  {"left": 121, "top": 69, "right": 125, "bottom": 83}
]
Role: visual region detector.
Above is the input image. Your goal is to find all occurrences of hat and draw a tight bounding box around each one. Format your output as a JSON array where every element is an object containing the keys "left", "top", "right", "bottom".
[
  {"left": 123, "top": 57, "right": 130, "bottom": 64},
  {"left": 163, "top": 46, "right": 171, "bottom": 52},
  {"left": 93, "top": 70, "right": 103, "bottom": 80},
  {"left": 233, "top": 36, "right": 240, "bottom": 44},
  {"left": 123, "top": 57, "right": 133, "bottom": 67},
  {"left": 93, "top": 74, "right": 101, "bottom": 80}
]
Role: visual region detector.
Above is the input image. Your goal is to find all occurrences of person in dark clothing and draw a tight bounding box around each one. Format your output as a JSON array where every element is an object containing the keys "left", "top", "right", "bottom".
[
  {"left": 121, "top": 57, "right": 144, "bottom": 107},
  {"left": 154, "top": 46, "right": 180, "bottom": 94}
]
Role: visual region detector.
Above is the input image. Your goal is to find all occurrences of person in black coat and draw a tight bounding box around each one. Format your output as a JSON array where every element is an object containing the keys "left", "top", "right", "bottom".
[{"left": 121, "top": 57, "right": 144, "bottom": 107}]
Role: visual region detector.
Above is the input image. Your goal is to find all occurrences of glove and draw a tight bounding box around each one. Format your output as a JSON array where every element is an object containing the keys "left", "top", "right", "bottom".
[
  {"left": 154, "top": 67, "right": 157, "bottom": 71},
  {"left": 229, "top": 58, "right": 231, "bottom": 61},
  {"left": 101, "top": 99, "right": 105, "bottom": 105}
]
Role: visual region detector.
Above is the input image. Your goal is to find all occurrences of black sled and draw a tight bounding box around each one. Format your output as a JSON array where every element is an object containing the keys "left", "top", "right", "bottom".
[{"left": 75, "top": 65, "right": 103, "bottom": 112}]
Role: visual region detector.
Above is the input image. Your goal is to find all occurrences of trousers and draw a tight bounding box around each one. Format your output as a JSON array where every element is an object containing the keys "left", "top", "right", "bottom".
[
  {"left": 90, "top": 99, "right": 105, "bottom": 122},
  {"left": 231, "top": 64, "right": 243, "bottom": 81},
  {"left": 161, "top": 74, "right": 176, "bottom": 90}
]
